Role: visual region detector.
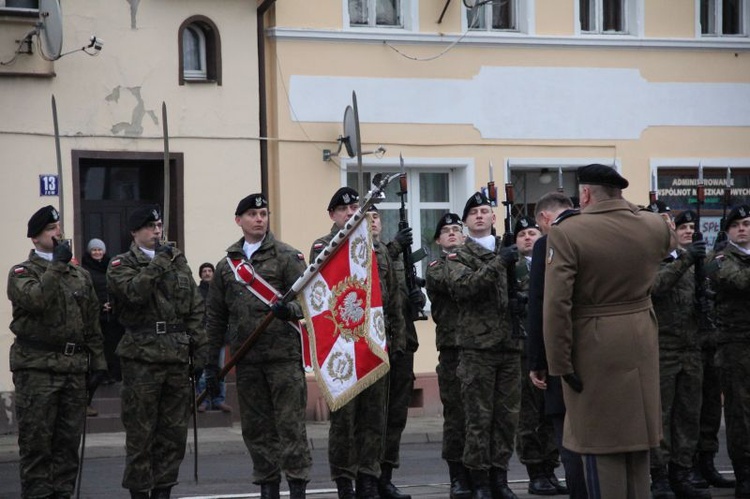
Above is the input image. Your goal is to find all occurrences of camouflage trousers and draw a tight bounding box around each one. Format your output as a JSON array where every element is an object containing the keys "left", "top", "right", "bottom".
[
  {"left": 120, "top": 359, "right": 190, "bottom": 492},
  {"left": 698, "top": 346, "right": 723, "bottom": 455},
  {"left": 437, "top": 348, "right": 465, "bottom": 462},
  {"left": 329, "top": 376, "right": 387, "bottom": 480},
  {"left": 650, "top": 349, "right": 702, "bottom": 469},
  {"left": 458, "top": 349, "right": 521, "bottom": 471},
  {"left": 13, "top": 369, "right": 86, "bottom": 499},
  {"left": 515, "top": 355, "right": 559, "bottom": 467},
  {"left": 382, "top": 351, "right": 415, "bottom": 467},
  {"left": 717, "top": 341, "right": 750, "bottom": 463},
  {"left": 236, "top": 360, "right": 312, "bottom": 484}
]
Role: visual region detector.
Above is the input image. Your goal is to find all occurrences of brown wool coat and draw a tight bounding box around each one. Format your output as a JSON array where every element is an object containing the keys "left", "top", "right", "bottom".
[{"left": 543, "top": 198, "right": 672, "bottom": 454}]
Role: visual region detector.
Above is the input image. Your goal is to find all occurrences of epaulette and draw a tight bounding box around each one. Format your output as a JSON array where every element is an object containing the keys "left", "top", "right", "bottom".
[{"left": 552, "top": 209, "right": 580, "bottom": 226}]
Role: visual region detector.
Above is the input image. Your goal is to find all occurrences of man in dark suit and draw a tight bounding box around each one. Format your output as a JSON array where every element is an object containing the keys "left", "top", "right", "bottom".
[{"left": 527, "top": 191, "right": 586, "bottom": 499}]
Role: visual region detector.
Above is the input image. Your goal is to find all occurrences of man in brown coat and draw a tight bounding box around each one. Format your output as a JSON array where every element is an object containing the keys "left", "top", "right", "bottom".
[{"left": 543, "top": 164, "right": 675, "bottom": 499}]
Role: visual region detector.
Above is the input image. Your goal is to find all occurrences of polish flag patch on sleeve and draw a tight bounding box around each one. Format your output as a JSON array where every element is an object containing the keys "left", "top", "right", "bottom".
[
  {"left": 428, "top": 260, "right": 439, "bottom": 267},
  {"left": 111, "top": 259, "right": 121, "bottom": 267},
  {"left": 13, "top": 267, "right": 26, "bottom": 275},
  {"left": 447, "top": 253, "right": 458, "bottom": 260},
  {"left": 313, "top": 243, "right": 324, "bottom": 251},
  {"left": 297, "top": 253, "right": 305, "bottom": 261}
]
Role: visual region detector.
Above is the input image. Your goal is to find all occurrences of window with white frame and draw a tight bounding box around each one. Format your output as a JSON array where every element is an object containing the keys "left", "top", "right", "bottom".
[
  {"left": 579, "top": 0, "right": 627, "bottom": 33},
  {"left": 466, "top": 0, "right": 518, "bottom": 31},
  {"left": 349, "top": 0, "right": 403, "bottom": 27},
  {"left": 345, "top": 168, "right": 457, "bottom": 276},
  {"left": 178, "top": 16, "right": 222, "bottom": 85},
  {"left": 182, "top": 26, "right": 207, "bottom": 80},
  {"left": 700, "top": 0, "right": 747, "bottom": 35},
  {"left": 0, "top": 0, "right": 38, "bottom": 12}
]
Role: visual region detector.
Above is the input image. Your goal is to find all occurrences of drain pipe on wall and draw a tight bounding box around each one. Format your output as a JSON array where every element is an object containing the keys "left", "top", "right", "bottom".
[{"left": 257, "top": 0, "right": 277, "bottom": 197}]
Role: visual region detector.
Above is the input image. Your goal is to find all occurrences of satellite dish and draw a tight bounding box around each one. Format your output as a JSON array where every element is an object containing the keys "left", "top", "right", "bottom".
[
  {"left": 342, "top": 105, "right": 359, "bottom": 159},
  {"left": 39, "top": 0, "right": 63, "bottom": 60}
]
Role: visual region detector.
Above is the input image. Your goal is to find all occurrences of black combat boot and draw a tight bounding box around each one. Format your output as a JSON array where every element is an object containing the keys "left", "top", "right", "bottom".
[
  {"left": 651, "top": 466, "right": 676, "bottom": 499},
  {"left": 668, "top": 462, "right": 712, "bottom": 499},
  {"left": 525, "top": 463, "right": 556, "bottom": 496},
  {"left": 288, "top": 478, "right": 307, "bottom": 499},
  {"left": 543, "top": 463, "right": 568, "bottom": 494},
  {"left": 130, "top": 491, "right": 150, "bottom": 499},
  {"left": 335, "top": 478, "right": 356, "bottom": 499},
  {"left": 447, "top": 460, "right": 472, "bottom": 499},
  {"left": 736, "top": 460, "right": 750, "bottom": 499},
  {"left": 468, "top": 469, "right": 492, "bottom": 499},
  {"left": 489, "top": 467, "right": 518, "bottom": 499},
  {"left": 378, "top": 463, "right": 411, "bottom": 499},
  {"left": 260, "top": 480, "right": 281, "bottom": 499},
  {"left": 355, "top": 473, "right": 380, "bottom": 499},
  {"left": 698, "top": 452, "right": 735, "bottom": 488}
]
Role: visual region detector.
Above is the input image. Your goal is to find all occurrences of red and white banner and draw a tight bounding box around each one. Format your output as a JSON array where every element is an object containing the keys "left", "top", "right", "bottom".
[{"left": 297, "top": 217, "right": 389, "bottom": 411}]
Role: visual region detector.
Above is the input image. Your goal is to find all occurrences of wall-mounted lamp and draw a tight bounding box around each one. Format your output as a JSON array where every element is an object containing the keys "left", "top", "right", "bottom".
[{"left": 538, "top": 168, "right": 553, "bottom": 185}]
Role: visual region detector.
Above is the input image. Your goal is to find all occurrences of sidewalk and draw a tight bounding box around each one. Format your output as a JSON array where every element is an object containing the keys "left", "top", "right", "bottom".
[{"left": 0, "top": 416, "right": 446, "bottom": 463}]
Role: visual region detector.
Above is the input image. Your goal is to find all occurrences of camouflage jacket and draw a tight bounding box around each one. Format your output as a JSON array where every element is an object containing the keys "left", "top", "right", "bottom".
[
  {"left": 386, "top": 241, "right": 419, "bottom": 352},
  {"left": 7, "top": 251, "right": 106, "bottom": 373},
  {"left": 425, "top": 254, "right": 461, "bottom": 350},
  {"left": 444, "top": 237, "right": 521, "bottom": 352},
  {"left": 707, "top": 242, "right": 750, "bottom": 343},
  {"left": 106, "top": 243, "right": 206, "bottom": 365},
  {"left": 650, "top": 251, "right": 702, "bottom": 351},
  {"left": 309, "top": 224, "right": 337, "bottom": 264},
  {"left": 207, "top": 234, "right": 306, "bottom": 365},
  {"left": 373, "top": 240, "right": 407, "bottom": 355}
]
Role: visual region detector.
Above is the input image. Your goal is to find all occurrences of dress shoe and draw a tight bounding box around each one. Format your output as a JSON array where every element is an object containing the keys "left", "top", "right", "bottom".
[{"left": 214, "top": 402, "right": 232, "bottom": 413}]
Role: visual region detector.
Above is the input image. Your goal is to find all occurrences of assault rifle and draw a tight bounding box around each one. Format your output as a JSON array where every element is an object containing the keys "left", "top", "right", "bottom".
[
  {"left": 693, "top": 166, "right": 714, "bottom": 331},
  {"left": 498, "top": 175, "right": 525, "bottom": 340},
  {"left": 714, "top": 167, "right": 732, "bottom": 250},
  {"left": 398, "top": 155, "right": 427, "bottom": 321}
]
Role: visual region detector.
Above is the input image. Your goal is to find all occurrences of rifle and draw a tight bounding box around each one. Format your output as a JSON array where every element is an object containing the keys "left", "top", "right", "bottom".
[
  {"left": 499, "top": 175, "right": 525, "bottom": 340},
  {"left": 649, "top": 169, "right": 658, "bottom": 205},
  {"left": 693, "top": 165, "right": 713, "bottom": 331},
  {"left": 714, "top": 167, "right": 732, "bottom": 250},
  {"left": 397, "top": 155, "right": 427, "bottom": 321},
  {"left": 196, "top": 173, "right": 400, "bottom": 406}
]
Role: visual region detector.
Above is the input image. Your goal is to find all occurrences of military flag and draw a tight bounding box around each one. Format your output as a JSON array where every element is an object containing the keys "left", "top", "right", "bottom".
[{"left": 297, "top": 215, "right": 389, "bottom": 411}]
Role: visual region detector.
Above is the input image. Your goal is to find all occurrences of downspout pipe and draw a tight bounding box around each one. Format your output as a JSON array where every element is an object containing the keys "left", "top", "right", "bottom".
[{"left": 257, "top": 0, "right": 276, "bottom": 196}]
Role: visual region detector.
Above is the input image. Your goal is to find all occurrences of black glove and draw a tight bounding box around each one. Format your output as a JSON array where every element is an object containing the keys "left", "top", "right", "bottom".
[
  {"left": 86, "top": 370, "right": 108, "bottom": 403},
  {"left": 271, "top": 301, "right": 293, "bottom": 321},
  {"left": 52, "top": 239, "right": 72, "bottom": 264},
  {"left": 563, "top": 373, "right": 583, "bottom": 393},
  {"left": 408, "top": 288, "right": 427, "bottom": 310},
  {"left": 393, "top": 227, "right": 413, "bottom": 248},
  {"left": 687, "top": 239, "right": 707, "bottom": 261},
  {"left": 499, "top": 244, "right": 519, "bottom": 265},
  {"left": 154, "top": 239, "right": 174, "bottom": 257},
  {"left": 204, "top": 365, "right": 221, "bottom": 400}
]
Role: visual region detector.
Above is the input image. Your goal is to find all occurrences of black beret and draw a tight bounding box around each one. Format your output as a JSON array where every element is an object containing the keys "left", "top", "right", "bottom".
[
  {"left": 433, "top": 212, "right": 462, "bottom": 240},
  {"left": 327, "top": 187, "right": 360, "bottom": 212},
  {"left": 129, "top": 205, "right": 161, "bottom": 232},
  {"left": 726, "top": 204, "right": 750, "bottom": 228},
  {"left": 366, "top": 204, "right": 379, "bottom": 213},
  {"left": 674, "top": 210, "right": 697, "bottom": 227},
  {"left": 646, "top": 200, "right": 671, "bottom": 214},
  {"left": 514, "top": 215, "right": 540, "bottom": 237},
  {"left": 577, "top": 164, "right": 629, "bottom": 189},
  {"left": 235, "top": 193, "right": 268, "bottom": 216},
  {"left": 462, "top": 192, "right": 491, "bottom": 221},
  {"left": 27, "top": 205, "right": 60, "bottom": 238}
]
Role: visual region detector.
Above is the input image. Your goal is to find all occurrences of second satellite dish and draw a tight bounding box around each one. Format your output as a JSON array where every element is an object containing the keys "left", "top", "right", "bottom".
[{"left": 39, "top": 0, "right": 63, "bottom": 60}]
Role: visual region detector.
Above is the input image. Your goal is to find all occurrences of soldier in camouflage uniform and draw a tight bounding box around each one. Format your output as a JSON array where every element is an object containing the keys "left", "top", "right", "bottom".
[
  {"left": 204, "top": 193, "right": 312, "bottom": 499},
  {"left": 444, "top": 192, "right": 521, "bottom": 499},
  {"left": 380, "top": 218, "right": 427, "bottom": 499},
  {"left": 8, "top": 205, "right": 107, "bottom": 499},
  {"left": 706, "top": 204, "right": 750, "bottom": 498},
  {"left": 512, "top": 215, "right": 564, "bottom": 496},
  {"left": 106, "top": 205, "right": 207, "bottom": 499},
  {"left": 425, "top": 213, "right": 472, "bottom": 499},
  {"left": 646, "top": 205, "right": 711, "bottom": 499},
  {"left": 311, "top": 189, "right": 404, "bottom": 499}
]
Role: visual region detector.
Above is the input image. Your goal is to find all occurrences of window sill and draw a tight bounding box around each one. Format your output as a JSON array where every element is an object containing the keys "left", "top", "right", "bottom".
[{"left": 180, "top": 78, "right": 218, "bottom": 85}]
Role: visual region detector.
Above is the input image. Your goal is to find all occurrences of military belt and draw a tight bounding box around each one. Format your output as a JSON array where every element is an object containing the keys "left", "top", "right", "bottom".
[
  {"left": 15, "top": 338, "right": 87, "bottom": 356},
  {"left": 131, "top": 322, "right": 187, "bottom": 335}
]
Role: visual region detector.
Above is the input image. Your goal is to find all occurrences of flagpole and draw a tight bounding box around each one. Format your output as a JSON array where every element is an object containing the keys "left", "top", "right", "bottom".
[{"left": 195, "top": 173, "right": 399, "bottom": 406}]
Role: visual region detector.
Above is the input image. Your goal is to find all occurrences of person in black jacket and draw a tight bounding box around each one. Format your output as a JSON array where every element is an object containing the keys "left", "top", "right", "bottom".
[{"left": 527, "top": 192, "right": 587, "bottom": 499}]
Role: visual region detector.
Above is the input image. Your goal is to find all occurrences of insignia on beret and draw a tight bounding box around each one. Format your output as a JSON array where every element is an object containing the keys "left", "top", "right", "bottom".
[
  {"left": 151, "top": 209, "right": 159, "bottom": 219},
  {"left": 343, "top": 193, "right": 351, "bottom": 204},
  {"left": 14, "top": 267, "right": 26, "bottom": 275},
  {"left": 444, "top": 214, "right": 452, "bottom": 224},
  {"left": 255, "top": 197, "right": 263, "bottom": 207},
  {"left": 547, "top": 247, "right": 555, "bottom": 264},
  {"left": 111, "top": 259, "right": 121, "bottom": 267},
  {"left": 51, "top": 208, "right": 59, "bottom": 221},
  {"left": 474, "top": 193, "right": 482, "bottom": 204},
  {"left": 741, "top": 207, "right": 748, "bottom": 218},
  {"left": 521, "top": 219, "right": 529, "bottom": 228}
]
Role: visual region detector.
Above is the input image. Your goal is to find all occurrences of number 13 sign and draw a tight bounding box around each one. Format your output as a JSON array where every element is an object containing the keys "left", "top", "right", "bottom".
[{"left": 40, "top": 175, "right": 59, "bottom": 196}]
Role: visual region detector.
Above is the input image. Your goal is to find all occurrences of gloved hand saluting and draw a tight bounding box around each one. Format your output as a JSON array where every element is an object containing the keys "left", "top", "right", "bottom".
[
  {"left": 687, "top": 239, "right": 707, "bottom": 261},
  {"left": 52, "top": 239, "right": 72, "bottom": 264},
  {"left": 393, "top": 227, "right": 413, "bottom": 248}
]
